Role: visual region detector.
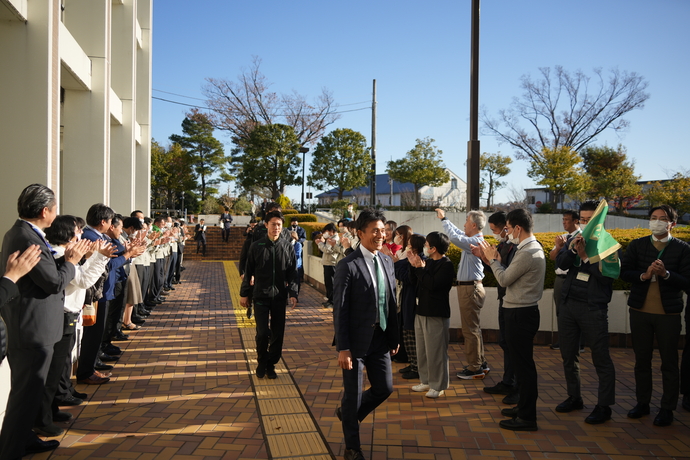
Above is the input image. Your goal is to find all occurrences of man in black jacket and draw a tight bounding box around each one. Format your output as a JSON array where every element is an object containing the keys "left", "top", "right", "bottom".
[
  {"left": 621, "top": 204, "right": 690, "bottom": 426},
  {"left": 239, "top": 211, "right": 297, "bottom": 379},
  {"left": 554, "top": 200, "right": 617, "bottom": 425}
]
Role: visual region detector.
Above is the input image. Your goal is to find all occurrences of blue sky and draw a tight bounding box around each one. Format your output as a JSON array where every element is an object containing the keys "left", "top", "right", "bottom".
[{"left": 151, "top": 0, "right": 690, "bottom": 205}]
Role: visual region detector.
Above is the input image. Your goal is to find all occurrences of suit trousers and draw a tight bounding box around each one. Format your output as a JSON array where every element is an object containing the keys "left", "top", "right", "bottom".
[
  {"left": 504, "top": 306, "right": 540, "bottom": 422},
  {"left": 36, "top": 321, "right": 74, "bottom": 428},
  {"left": 105, "top": 281, "right": 125, "bottom": 341},
  {"left": 681, "top": 309, "right": 690, "bottom": 395},
  {"left": 165, "top": 252, "right": 178, "bottom": 289},
  {"left": 341, "top": 326, "right": 393, "bottom": 451},
  {"left": 498, "top": 302, "right": 517, "bottom": 387},
  {"left": 558, "top": 298, "right": 616, "bottom": 406},
  {"left": 56, "top": 331, "right": 78, "bottom": 400},
  {"left": 323, "top": 265, "right": 335, "bottom": 303},
  {"left": 0, "top": 344, "right": 54, "bottom": 459},
  {"left": 629, "top": 308, "right": 681, "bottom": 410},
  {"left": 77, "top": 299, "right": 109, "bottom": 380},
  {"left": 254, "top": 297, "right": 287, "bottom": 366},
  {"left": 175, "top": 245, "right": 184, "bottom": 282},
  {"left": 149, "top": 257, "right": 165, "bottom": 301},
  {"left": 414, "top": 315, "right": 450, "bottom": 391},
  {"left": 457, "top": 283, "right": 486, "bottom": 371},
  {"left": 136, "top": 264, "right": 148, "bottom": 301}
]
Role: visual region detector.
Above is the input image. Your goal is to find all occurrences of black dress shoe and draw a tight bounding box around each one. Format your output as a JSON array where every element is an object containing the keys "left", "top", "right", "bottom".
[
  {"left": 266, "top": 364, "right": 277, "bottom": 379},
  {"left": 99, "top": 352, "right": 119, "bottom": 362},
  {"left": 398, "top": 365, "right": 412, "bottom": 374},
  {"left": 499, "top": 417, "right": 538, "bottom": 431},
  {"left": 502, "top": 391, "right": 520, "bottom": 405},
  {"left": 555, "top": 396, "right": 584, "bottom": 413},
  {"left": 33, "top": 423, "right": 64, "bottom": 437},
  {"left": 168, "top": 286, "right": 175, "bottom": 291},
  {"left": 103, "top": 343, "right": 121, "bottom": 355},
  {"left": 501, "top": 406, "right": 519, "bottom": 417},
  {"left": 56, "top": 395, "right": 83, "bottom": 406},
  {"left": 653, "top": 408, "right": 673, "bottom": 427},
  {"left": 627, "top": 403, "right": 650, "bottom": 419},
  {"left": 95, "top": 360, "right": 114, "bottom": 371},
  {"left": 131, "top": 316, "right": 146, "bottom": 325},
  {"left": 72, "top": 390, "right": 87, "bottom": 399},
  {"left": 53, "top": 410, "right": 73, "bottom": 422},
  {"left": 585, "top": 404, "right": 611, "bottom": 424},
  {"left": 256, "top": 364, "right": 266, "bottom": 379},
  {"left": 402, "top": 370, "right": 420, "bottom": 379},
  {"left": 24, "top": 438, "right": 60, "bottom": 454},
  {"left": 344, "top": 448, "right": 366, "bottom": 460},
  {"left": 336, "top": 406, "right": 342, "bottom": 421},
  {"left": 484, "top": 381, "right": 514, "bottom": 395},
  {"left": 112, "top": 332, "right": 129, "bottom": 341}
]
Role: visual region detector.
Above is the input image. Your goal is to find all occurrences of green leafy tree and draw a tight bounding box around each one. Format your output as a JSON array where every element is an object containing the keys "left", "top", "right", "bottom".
[
  {"left": 387, "top": 137, "right": 450, "bottom": 210},
  {"left": 480, "top": 152, "right": 512, "bottom": 209},
  {"left": 169, "top": 109, "right": 228, "bottom": 202},
  {"left": 150, "top": 140, "right": 197, "bottom": 210},
  {"left": 308, "top": 128, "right": 372, "bottom": 200},
  {"left": 482, "top": 66, "right": 649, "bottom": 164},
  {"left": 236, "top": 124, "right": 301, "bottom": 200},
  {"left": 645, "top": 170, "right": 690, "bottom": 219},
  {"left": 581, "top": 144, "right": 641, "bottom": 213},
  {"left": 527, "top": 146, "right": 588, "bottom": 209},
  {"left": 232, "top": 197, "right": 253, "bottom": 215}
]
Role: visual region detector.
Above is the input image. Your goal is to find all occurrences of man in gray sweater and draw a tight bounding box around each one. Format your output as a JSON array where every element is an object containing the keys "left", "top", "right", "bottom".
[{"left": 477, "top": 208, "right": 546, "bottom": 431}]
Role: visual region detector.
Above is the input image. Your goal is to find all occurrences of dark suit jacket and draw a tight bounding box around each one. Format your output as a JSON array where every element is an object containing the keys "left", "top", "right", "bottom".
[
  {"left": 0, "top": 277, "right": 19, "bottom": 362},
  {"left": 0, "top": 219, "right": 76, "bottom": 348},
  {"left": 333, "top": 247, "right": 399, "bottom": 358},
  {"left": 82, "top": 227, "right": 127, "bottom": 301}
]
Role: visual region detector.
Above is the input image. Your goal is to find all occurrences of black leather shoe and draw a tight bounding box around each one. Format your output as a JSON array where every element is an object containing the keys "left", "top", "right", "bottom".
[
  {"left": 499, "top": 417, "right": 538, "bottom": 431},
  {"left": 627, "top": 403, "right": 650, "bottom": 419},
  {"left": 131, "top": 316, "right": 146, "bottom": 325},
  {"left": 53, "top": 410, "right": 73, "bottom": 422},
  {"left": 344, "top": 448, "right": 366, "bottom": 460},
  {"left": 402, "top": 370, "right": 419, "bottom": 379},
  {"left": 256, "top": 364, "right": 266, "bottom": 378},
  {"left": 95, "top": 360, "right": 114, "bottom": 371},
  {"left": 585, "top": 404, "right": 611, "bottom": 424},
  {"left": 501, "top": 406, "right": 519, "bottom": 418},
  {"left": 502, "top": 391, "right": 520, "bottom": 405},
  {"left": 555, "top": 396, "right": 584, "bottom": 413},
  {"left": 56, "top": 395, "right": 83, "bottom": 406},
  {"left": 99, "top": 352, "right": 119, "bottom": 362},
  {"left": 682, "top": 394, "right": 690, "bottom": 412},
  {"left": 168, "top": 286, "right": 175, "bottom": 291},
  {"left": 33, "top": 423, "right": 64, "bottom": 437},
  {"left": 103, "top": 343, "right": 121, "bottom": 355},
  {"left": 24, "top": 438, "right": 60, "bottom": 454},
  {"left": 653, "top": 408, "right": 673, "bottom": 427},
  {"left": 336, "top": 406, "right": 342, "bottom": 421},
  {"left": 72, "top": 390, "right": 87, "bottom": 399},
  {"left": 484, "top": 381, "right": 514, "bottom": 395},
  {"left": 112, "top": 332, "right": 129, "bottom": 341},
  {"left": 266, "top": 365, "right": 277, "bottom": 379}
]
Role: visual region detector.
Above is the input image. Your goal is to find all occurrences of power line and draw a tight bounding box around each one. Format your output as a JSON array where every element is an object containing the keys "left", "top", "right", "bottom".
[
  {"left": 152, "top": 96, "right": 371, "bottom": 115},
  {"left": 153, "top": 88, "right": 206, "bottom": 101}
]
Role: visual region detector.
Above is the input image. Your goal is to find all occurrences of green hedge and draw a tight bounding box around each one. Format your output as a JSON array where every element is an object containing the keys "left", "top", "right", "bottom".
[
  {"left": 289, "top": 213, "right": 318, "bottom": 222},
  {"left": 282, "top": 209, "right": 298, "bottom": 215},
  {"left": 446, "top": 227, "right": 690, "bottom": 291},
  {"left": 300, "top": 222, "right": 327, "bottom": 256}
]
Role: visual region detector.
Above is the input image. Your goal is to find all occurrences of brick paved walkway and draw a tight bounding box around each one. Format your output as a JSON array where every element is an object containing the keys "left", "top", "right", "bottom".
[{"left": 35, "top": 260, "right": 690, "bottom": 460}]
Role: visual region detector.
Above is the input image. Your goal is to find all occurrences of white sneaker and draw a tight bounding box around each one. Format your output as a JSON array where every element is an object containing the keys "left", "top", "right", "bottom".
[
  {"left": 411, "top": 383, "right": 430, "bottom": 392},
  {"left": 425, "top": 389, "right": 445, "bottom": 398}
]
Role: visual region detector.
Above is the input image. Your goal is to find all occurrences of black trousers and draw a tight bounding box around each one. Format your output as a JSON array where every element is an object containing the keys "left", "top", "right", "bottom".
[
  {"left": 196, "top": 238, "right": 206, "bottom": 255},
  {"left": 105, "top": 281, "right": 125, "bottom": 341},
  {"left": 0, "top": 343, "right": 54, "bottom": 459},
  {"left": 498, "top": 302, "right": 516, "bottom": 387},
  {"left": 55, "top": 331, "right": 78, "bottom": 400},
  {"left": 221, "top": 227, "right": 231, "bottom": 242},
  {"left": 165, "top": 251, "right": 178, "bottom": 289},
  {"left": 341, "top": 326, "right": 393, "bottom": 451},
  {"left": 36, "top": 320, "right": 75, "bottom": 428},
  {"left": 77, "top": 298, "right": 109, "bottom": 380},
  {"left": 504, "top": 306, "right": 540, "bottom": 422},
  {"left": 254, "top": 297, "right": 287, "bottom": 367},
  {"left": 629, "top": 308, "right": 681, "bottom": 410},
  {"left": 323, "top": 265, "right": 335, "bottom": 303},
  {"left": 175, "top": 244, "right": 184, "bottom": 282}
]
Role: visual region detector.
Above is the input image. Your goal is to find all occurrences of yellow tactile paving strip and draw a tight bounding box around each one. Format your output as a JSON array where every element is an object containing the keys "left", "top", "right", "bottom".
[{"left": 222, "top": 261, "right": 333, "bottom": 460}]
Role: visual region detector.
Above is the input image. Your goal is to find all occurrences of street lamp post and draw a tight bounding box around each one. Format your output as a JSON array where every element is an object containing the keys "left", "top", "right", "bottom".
[{"left": 300, "top": 147, "right": 310, "bottom": 212}]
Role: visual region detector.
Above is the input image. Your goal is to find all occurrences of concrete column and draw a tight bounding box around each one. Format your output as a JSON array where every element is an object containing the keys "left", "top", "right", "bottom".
[
  {"left": 135, "top": 0, "right": 153, "bottom": 215},
  {"left": 109, "top": 0, "right": 137, "bottom": 214},
  {"left": 60, "top": 0, "right": 111, "bottom": 216},
  {"left": 0, "top": 0, "right": 60, "bottom": 237}
]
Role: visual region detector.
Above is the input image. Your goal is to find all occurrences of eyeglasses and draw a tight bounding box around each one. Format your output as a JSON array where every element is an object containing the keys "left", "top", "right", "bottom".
[
  {"left": 579, "top": 217, "right": 591, "bottom": 224},
  {"left": 650, "top": 217, "right": 670, "bottom": 222}
]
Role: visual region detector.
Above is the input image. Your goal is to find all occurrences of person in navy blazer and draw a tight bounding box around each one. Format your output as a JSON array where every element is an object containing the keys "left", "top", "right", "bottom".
[{"left": 333, "top": 208, "right": 399, "bottom": 460}]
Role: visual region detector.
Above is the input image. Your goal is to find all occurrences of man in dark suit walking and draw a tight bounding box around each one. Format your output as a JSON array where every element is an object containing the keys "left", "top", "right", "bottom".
[
  {"left": 333, "top": 209, "right": 399, "bottom": 460},
  {"left": 0, "top": 184, "right": 88, "bottom": 459}
]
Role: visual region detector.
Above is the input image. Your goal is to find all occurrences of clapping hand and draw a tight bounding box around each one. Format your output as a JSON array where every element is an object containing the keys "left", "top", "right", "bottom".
[
  {"left": 477, "top": 240, "right": 500, "bottom": 263},
  {"left": 3, "top": 245, "right": 41, "bottom": 283},
  {"left": 64, "top": 239, "right": 91, "bottom": 265}
]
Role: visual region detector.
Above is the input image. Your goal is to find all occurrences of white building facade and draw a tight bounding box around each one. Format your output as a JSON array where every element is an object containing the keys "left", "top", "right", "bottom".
[{"left": 0, "top": 0, "right": 153, "bottom": 238}]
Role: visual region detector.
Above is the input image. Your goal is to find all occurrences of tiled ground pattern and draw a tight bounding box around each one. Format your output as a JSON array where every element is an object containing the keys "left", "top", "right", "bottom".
[{"left": 29, "top": 260, "right": 689, "bottom": 460}]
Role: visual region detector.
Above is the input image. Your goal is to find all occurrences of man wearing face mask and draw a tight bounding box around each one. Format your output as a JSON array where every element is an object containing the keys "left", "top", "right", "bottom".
[
  {"left": 621, "top": 205, "right": 690, "bottom": 427},
  {"left": 290, "top": 217, "right": 307, "bottom": 246},
  {"left": 548, "top": 210, "right": 581, "bottom": 350},
  {"left": 554, "top": 200, "right": 617, "bottom": 425},
  {"left": 316, "top": 223, "right": 345, "bottom": 308},
  {"left": 436, "top": 208, "right": 488, "bottom": 380}
]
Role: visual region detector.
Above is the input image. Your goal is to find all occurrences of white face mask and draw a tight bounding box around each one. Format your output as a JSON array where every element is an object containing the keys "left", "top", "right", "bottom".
[
  {"left": 139, "top": 218, "right": 145, "bottom": 224},
  {"left": 394, "top": 236, "right": 402, "bottom": 246},
  {"left": 579, "top": 223, "right": 587, "bottom": 232},
  {"left": 494, "top": 233, "right": 506, "bottom": 243},
  {"left": 649, "top": 219, "right": 670, "bottom": 236},
  {"left": 507, "top": 228, "right": 520, "bottom": 245},
  {"left": 423, "top": 246, "right": 431, "bottom": 257}
]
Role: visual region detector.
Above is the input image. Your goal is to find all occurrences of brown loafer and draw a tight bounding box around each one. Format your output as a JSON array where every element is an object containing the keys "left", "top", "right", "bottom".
[
  {"left": 95, "top": 370, "right": 112, "bottom": 378},
  {"left": 78, "top": 374, "right": 110, "bottom": 385}
]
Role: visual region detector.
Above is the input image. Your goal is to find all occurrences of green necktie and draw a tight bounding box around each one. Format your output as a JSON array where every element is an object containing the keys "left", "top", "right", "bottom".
[{"left": 374, "top": 254, "right": 387, "bottom": 331}]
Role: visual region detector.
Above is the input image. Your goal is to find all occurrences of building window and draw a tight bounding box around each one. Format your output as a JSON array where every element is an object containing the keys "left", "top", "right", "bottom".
[{"left": 451, "top": 178, "right": 457, "bottom": 190}]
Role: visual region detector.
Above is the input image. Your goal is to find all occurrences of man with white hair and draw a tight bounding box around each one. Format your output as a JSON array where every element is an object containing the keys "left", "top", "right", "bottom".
[{"left": 436, "top": 208, "right": 488, "bottom": 379}]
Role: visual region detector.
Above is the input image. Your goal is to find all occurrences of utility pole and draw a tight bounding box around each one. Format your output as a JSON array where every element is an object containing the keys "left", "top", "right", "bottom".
[
  {"left": 467, "top": 0, "right": 481, "bottom": 210},
  {"left": 299, "top": 147, "right": 309, "bottom": 212},
  {"left": 370, "top": 79, "right": 377, "bottom": 207}
]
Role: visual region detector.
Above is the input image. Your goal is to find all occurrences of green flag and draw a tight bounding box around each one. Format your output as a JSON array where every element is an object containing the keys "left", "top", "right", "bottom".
[{"left": 581, "top": 199, "right": 621, "bottom": 279}]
